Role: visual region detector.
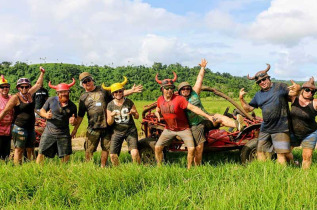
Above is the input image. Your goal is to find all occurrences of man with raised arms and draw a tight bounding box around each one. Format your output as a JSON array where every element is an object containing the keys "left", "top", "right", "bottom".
[{"left": 71, "top": 72, "right": 142, "bottom": 167}]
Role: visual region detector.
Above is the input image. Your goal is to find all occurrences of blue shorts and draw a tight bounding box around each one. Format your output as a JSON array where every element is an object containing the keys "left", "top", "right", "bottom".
[
  {"left": 11, "top": 124, "right": 35, "bottom": 149},
  {"left": 291, "top": 131, "right": 317, "bottom": 149}
]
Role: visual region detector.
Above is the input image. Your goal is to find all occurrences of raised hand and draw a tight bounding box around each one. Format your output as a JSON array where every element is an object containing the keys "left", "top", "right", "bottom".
[
  {"left": 132, "top": 84, "right": 143, "bottom": 93},
  {"left": 69, "top": 114, "right": 76, "bottom": 125},
  {"left": 46, "top": 109, "right": 52, "bottom": 119},
  {"left": 288, "top": 80, "right": 300, "bottom": 92},
  {"left": 239, "top": 88, "right": 247, "bottom": 99},
  {"left": 199, "top": 58, "right": 208, "bottom": 68},
  {"left": 111, "top": 110, "right": 119, "bottom": 117},
  {"left": 40, "top": 66, "right": 45, "bottom": 73}
]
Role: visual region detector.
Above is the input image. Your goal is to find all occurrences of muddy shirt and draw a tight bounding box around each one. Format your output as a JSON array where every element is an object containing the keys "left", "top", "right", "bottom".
[
  {"left": 291, "top": 97, "right": 317, "bottom": 139},
  {"left": 249, "top": 82, "right": 290, "bottom": 133},
  {"left": 0, "top": 95, "right": 13, "bottom": 136},
  {"left": 185, "top": 91, "right": 207, "bottom": 126},
  {"left": 33, "top": 87, "right": 49, "bottom": 109},
  {"left": 157, "top": 95, "right": 189, "bottom": 131},
  {"left": 42, "top": 96, "right": 77, "bottom": 136},
  {"left": 14, "top": 93, "right": 35, "bottom": 129},
  {"left": 78, "top": 86, "right": 112, "bottom": 129},
  {"left": 107, "top": 98, "right": 136, "bottom": 131}
]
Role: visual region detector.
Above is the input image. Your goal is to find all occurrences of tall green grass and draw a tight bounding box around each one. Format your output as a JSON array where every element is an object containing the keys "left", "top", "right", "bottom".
[
  {"left": 0, "top": 150, "right": 316, "bottom": 209},
  {"left": 7, "top": 98, "right": 302, "bottom": 209}
]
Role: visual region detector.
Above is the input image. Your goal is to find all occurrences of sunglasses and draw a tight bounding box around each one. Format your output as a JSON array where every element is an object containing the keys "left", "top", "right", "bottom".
[
  {"left": 113, "top": 90, "right": 123, "bottom": 94},
  {"left": 82, "top": 78, "right": 92, "bottom": 84},
  {"left": 19, "top": 86, "right": 30, "bottom": 89},
  {"left": 181, "top": 87, "right": 191, "bottom": 91},
  {"left": 304, "top": 88, "right": 316, "bottom": 94},
  {"left": 256, "top": 78, "right": 267, "bottom": 84},
  {"left": 163, "top": 86, "right": 175, "bottom": 90},
  {"left": 0, "top": 86, "right": 10, "bottom": 89}
]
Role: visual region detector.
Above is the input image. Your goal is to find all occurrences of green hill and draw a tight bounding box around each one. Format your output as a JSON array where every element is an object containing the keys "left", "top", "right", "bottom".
[{"left": 0, "top": 61, "right": 285, "bottom": 101}]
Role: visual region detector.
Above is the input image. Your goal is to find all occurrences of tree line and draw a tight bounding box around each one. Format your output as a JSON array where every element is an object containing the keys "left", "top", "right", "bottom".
[{"left": 0, "top": 61, "right": 265, "bottom": 102}]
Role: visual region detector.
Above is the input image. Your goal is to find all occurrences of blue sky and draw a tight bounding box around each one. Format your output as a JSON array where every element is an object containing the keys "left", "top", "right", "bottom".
[
  {"left": 0, "top": 0, "right": 316, "bottom": 81},
  {"left": 143, "top": 0, "right": 270, "bottom": 22}
]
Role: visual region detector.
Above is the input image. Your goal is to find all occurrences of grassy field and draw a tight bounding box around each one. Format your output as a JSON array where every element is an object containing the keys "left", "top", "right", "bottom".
[
  {"left": 4, "top": 98, "right": 312, "bottom": 209},
  {"left": 1, "top": 150, "right": 317, "bottom": 209}
]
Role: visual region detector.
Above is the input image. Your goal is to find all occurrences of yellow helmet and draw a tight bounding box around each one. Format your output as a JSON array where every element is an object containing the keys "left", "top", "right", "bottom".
[
  {"left": 0, "top": 75, "right": 9, "bottom": 86},
  {"left": 102, "top": 76, "right": 128, "bottom": 93}
]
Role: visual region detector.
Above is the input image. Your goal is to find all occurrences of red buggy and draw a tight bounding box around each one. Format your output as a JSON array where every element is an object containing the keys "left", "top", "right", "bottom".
[{"left": 138, "top": 86, "right": 262, "bottom": 164}]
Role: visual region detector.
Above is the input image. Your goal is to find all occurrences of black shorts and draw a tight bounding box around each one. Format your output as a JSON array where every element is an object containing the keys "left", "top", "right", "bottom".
[
  {"left": 110, "top": 126, "right": 138, "bottom": 155},
  {"left": 39, "top": 129, "right": 72, "bottom": 158},
  {"left": 0, "top": 135, "right": 11, "bottom": 160}
]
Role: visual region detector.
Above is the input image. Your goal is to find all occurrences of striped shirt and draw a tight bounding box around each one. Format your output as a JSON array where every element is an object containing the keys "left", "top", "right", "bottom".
[{"left": 0, "top": 95, "right": 14, "bottom": 136}]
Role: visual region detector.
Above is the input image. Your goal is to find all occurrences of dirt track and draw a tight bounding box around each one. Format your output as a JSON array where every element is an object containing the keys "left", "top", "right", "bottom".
[{"left": 72, "top": 137, "right": 128, "bottom": 151}]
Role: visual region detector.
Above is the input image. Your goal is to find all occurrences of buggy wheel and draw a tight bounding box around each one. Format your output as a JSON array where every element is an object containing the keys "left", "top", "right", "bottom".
[
  {"left": 240, "top": 138, "right": 257, "bottom": 164},
  {"left": 139, "top": 146, "right": 156, "bottom": 165},
  {"left": 138, "top": 138, "right": 157, "bottom": 165}
]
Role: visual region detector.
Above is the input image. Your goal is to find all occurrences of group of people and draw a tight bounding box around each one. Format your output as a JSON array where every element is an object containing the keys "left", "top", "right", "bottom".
[
  {"left": 0, "top": 67, "right": 143, "bottom": 167},
  {"left": 240, "top": 64, "right": 317, "bottom": 169},
  {"left": 0, "top": 60, "right": 316, "bottom": 169}
]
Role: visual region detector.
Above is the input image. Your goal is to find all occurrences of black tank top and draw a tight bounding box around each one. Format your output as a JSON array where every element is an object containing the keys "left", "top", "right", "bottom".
[
  {"left": 14, "top": 93, "right": 35, "bottom": 129},
  {"left": 291, "top": 97, "right": 317, "bottom": 138}
]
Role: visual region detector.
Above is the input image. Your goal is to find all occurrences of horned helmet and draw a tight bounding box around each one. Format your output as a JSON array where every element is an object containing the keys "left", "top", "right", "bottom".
[
  {"left": 247, "top": 64, "right": 271, "bottom": 83},
  {"left": 48, "top": 78, "right": 76, "bottom": 92},
  {"left": 302, "top": 77, "right": 316, "bottom": 89},
  {"left": 155, "top": 72, "right": 177, "bottom": 88},
  {"left": 102, "top": 76, "right": 128, "bottom": 93},
  {"left": 0, "top": 75, "right": 9, "bottom": 87}
]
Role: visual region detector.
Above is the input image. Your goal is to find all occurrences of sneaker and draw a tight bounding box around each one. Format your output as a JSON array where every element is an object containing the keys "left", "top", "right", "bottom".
[{"left": 236, "top": 114, "right": 245, "bottom": 131}]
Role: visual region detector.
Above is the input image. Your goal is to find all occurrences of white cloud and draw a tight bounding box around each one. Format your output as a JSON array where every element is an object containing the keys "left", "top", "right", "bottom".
[
  {"left": 0, "top": 0, "right": 317, "bottom": 81},
  {"left": 0, "top": 0, "right": 189, "bottom": 65},
  {"left": 248, "top": 0, "right": 317, "bottom": 46}
]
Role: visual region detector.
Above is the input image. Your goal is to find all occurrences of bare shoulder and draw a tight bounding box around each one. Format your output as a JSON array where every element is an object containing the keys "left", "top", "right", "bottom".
[{"left": 10, "top": 94, "right": 19, "bottom": 101}]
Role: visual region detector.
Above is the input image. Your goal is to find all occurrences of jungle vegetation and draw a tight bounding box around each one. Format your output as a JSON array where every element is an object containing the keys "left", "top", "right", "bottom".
[{"left": 0, "top": 61, "right": 262, "bottom": 102}]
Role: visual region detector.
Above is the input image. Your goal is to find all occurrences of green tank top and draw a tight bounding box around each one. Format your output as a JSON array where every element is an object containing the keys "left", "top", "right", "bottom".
[{"left": 185, "top": 91, "right": 207, "bottom": 126}]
